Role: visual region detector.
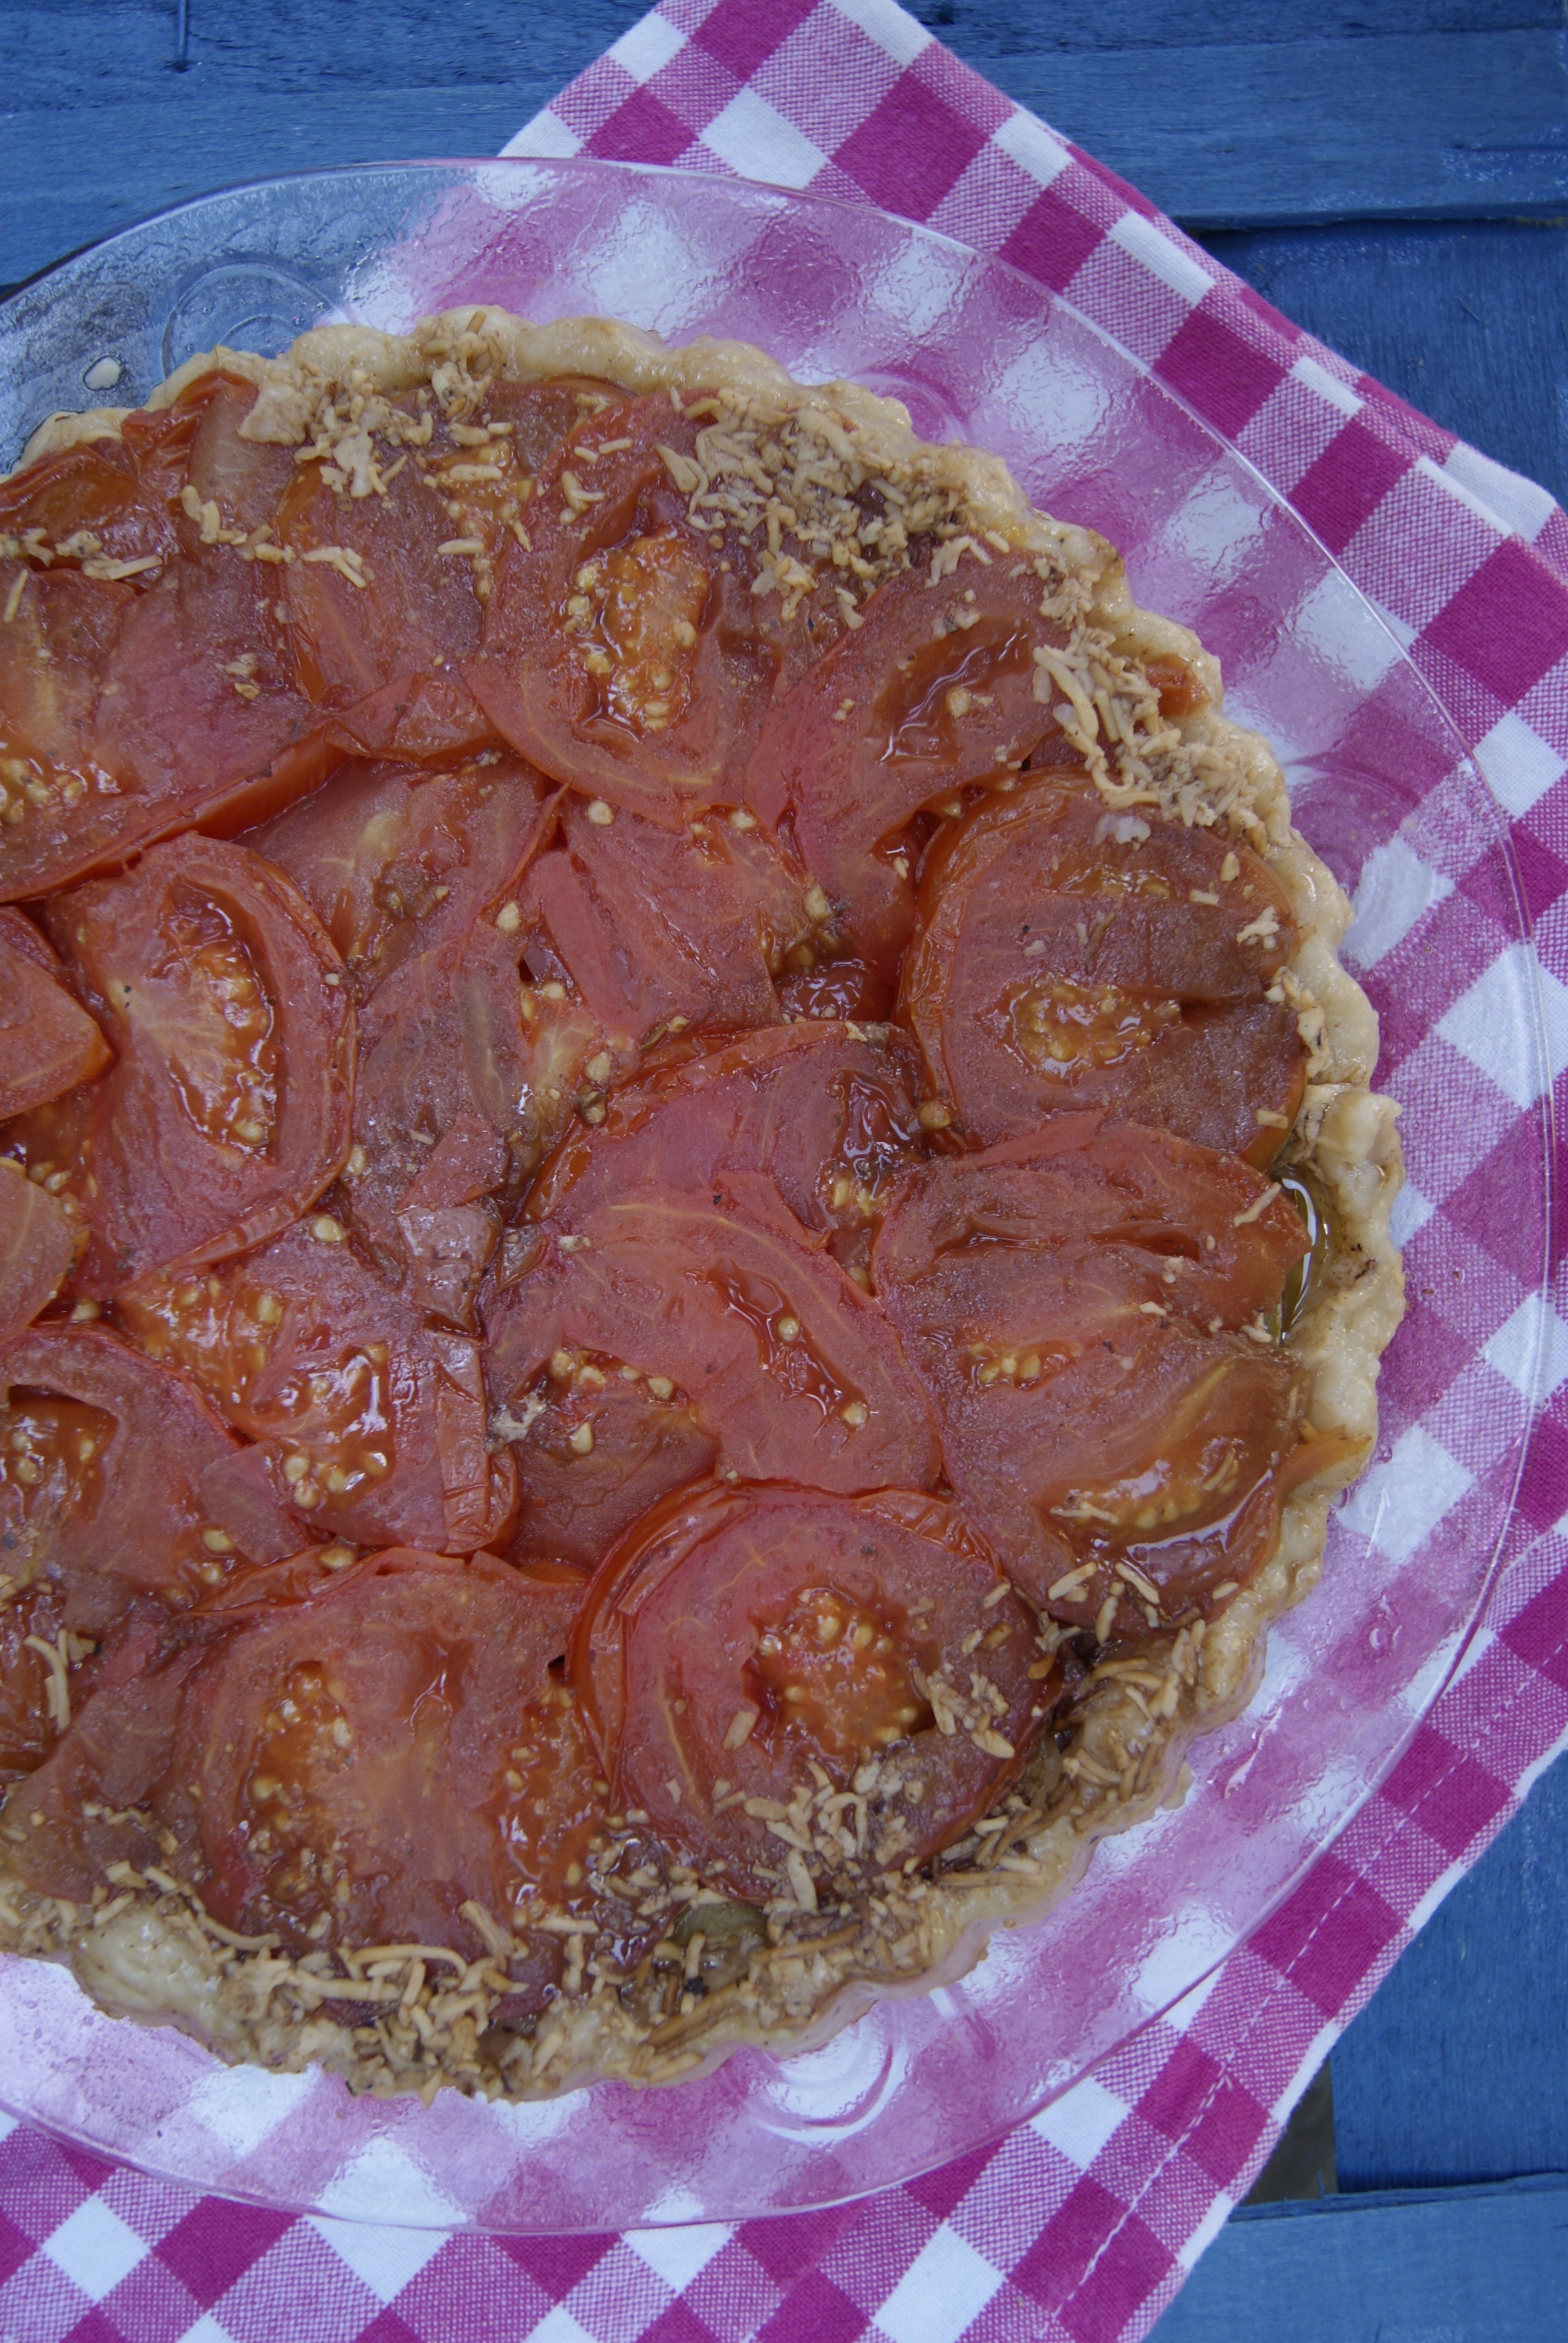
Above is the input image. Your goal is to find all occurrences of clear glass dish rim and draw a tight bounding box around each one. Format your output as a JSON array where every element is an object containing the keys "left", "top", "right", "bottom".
[{"left": 0, "top": 152, "right": 1549, "bottom": 2230}]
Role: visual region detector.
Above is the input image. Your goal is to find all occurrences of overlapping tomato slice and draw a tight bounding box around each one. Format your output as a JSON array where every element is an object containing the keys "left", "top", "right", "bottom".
[
  {"left": 491, "top": 1167, "right": 938, "bottom": 1498},
  {"left": 903, "top": 775, "right": 1304, "bottom": 1165},
  {"left": 0, "top": 908, "right": 111, "bottom": 1117},
  {"left": 470, "top": 393, "right": 831, "bottom": 822},
  {"left": 45, "top": 831, "right": 354, "bottom": 1294},
  {"left": 517, "top": 795, "right": 831, "bottom": 1037},
  {"left": 118, "top": 1219, "right": 517, "bottom": 1556},
  {"left": 747, "top": 552, "right": 1078, "bottom": 975},
  {"left": 271, "top": 378, "right": 604, "bottom": 765},
  {"left": 0, "top": 1159, "right": 79, "bottom": 1339},
  {"left": 524, "top": 1020, "right": 927, "bottom": 1279},
  {"left": 875, "top": 1118, "right": 1318, "bottom": 1630},
  {"left": 570, "top": 1482, "right": 1051, "bottom": 1901},
  {"left": 1, "top": 376, "right": 339, "bottom": 900},
  {"left": 501, "top": 1365, "right": 717, "bottom": 1574},
  {"left": 8, "top": 1548, "right": 601, "bottom": 1973},
  {"left": 0, "top": 1324, "right": 299, "bottom": 1635}
]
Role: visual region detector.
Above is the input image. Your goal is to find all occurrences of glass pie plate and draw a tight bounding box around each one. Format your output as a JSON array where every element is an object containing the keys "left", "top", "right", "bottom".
[{"left": 0, "top": 160, "right": 1547, "bottom": 2233}]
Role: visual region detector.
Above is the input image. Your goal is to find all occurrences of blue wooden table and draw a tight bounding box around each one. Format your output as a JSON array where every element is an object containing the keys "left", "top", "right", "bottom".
[{"left": 2, "top": 6, "right": 1566, "bottom": 2335}]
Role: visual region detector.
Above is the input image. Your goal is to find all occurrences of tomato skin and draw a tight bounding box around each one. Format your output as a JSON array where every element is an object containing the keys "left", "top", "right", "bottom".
[
  {"left": 572, "top": 1482, "right": 1046, "bottom": 1899},
  {"left": 747, "top": 554, "right": 1070, "bottom": 975},
  {"left": 0, "top": 1159, "right": 80, "bottom": 1338},
  {"left": 0, "top": 1323, "right": 300, "bottom": 1634},
  {"left": 47, "top": 831, "right": 354, "bottom": 1294},
  {"left": 471, "top": 395, "right": 820, "bottom": 823},
  {"left": 524, "top": 1020, "right": 927, "bottom": 1279},
  {"left": 275, "top": 376, "right": 601, "bottom": 759},
  {"left": 8, "top": 1549, "right": 603, "bottom": 1970},
  {"left": 253, "top": 753, "right": 580, "bottom": 1297},
  {"left": 875, "top": 1122, "right": 1311, "bottom": 1624},
  {"left": 247, "top": 755, "right": 551, "bottom": 999},
  {"left": 503, "top": 1367, "right": 716, "bottom": 1573},
  {"left": 0, "top": 909, "right": 111, "bottom": 1120},
  {"left": 118, "top": 1219, "right": 518, "bottom": 1558},
  {"left": 0, "top": 376, "right": 340, "bottom": 902},
  {"left": 902, "top": 775, "right": 1304, "bottom": 1165},
  {"left": 491, "top": 1169, "right": 939, "bottom": 1499},
  {"left": 518, "top": 797, "right": 818, "bottom": 1038}
]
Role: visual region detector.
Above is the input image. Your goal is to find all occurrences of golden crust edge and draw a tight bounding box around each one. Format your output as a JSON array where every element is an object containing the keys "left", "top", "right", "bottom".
[{"left": 1, "top": 308, "right": 1405, "bottom": 2100}]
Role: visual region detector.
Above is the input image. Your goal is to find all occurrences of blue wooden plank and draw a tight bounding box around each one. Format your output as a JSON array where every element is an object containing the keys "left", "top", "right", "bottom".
[
  {"left": 3, "top": 5, "right": 1567, "bottom": 292},
  {"left": 1328, "top": 1749, "right": 1568, "bottom": 2191},
  {"left": 1149, "top": 2175, "right": 1568, "bottom": 2341},
  {"left": 1201, "top": 219, "right": 1568, "bottom": 508}
]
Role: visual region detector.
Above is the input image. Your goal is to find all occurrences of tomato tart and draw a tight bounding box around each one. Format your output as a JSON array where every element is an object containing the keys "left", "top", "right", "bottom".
[{"left": 0, "top": 310, "right": 1404, "bottom": 2100}]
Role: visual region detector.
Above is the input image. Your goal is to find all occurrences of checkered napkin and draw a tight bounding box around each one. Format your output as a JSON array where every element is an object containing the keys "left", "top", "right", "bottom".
[{"left": 7, "top": 4, "right": 1568, "bottom": 2338}]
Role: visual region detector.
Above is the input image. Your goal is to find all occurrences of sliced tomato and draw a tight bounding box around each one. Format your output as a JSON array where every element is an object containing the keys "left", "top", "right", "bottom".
[
  {"left": 501, "top": 1363, "right": 716, "bottom": 1573},
  {"left": 0, "top": 373, "right": 241, "bottom": 582},
  {"left": 746, "top": 552, "right": 1071, "bottom": 974},
  {"left": 0, "top": 908, "right": 111, "bottom": 1118},
  {"left": 0, "top": 565, "right": 138, "bottom": 893},
  {"left": 46, "top": 832, "right": 354, "bottom": 1293},
  {"left": 9, "top": 1549, "right": 603, "bottom": 1965},
  {"left": 526, "top": 1020, "right": 927, "bottom": 1280},
  {"left": 902, "top": 775, "right": 1305, "bottom": 1164},
  {"left": 275, "top": 376, "right": 602, "bottom": 755},
  {"left": 0, "top": 1159, "right": 80, "bottom": 1337},
  {"left": 875, "top": 1125, "right": 1312, "bottom": 1627},
  {"left": 0, "top": 377, "right": 339, "bottom": 902},
  {"left": 517, "top": 796, "right": 820, "bottom": 1036},
  {"left": 469, "top": 394, "right": 828, "bottom": 822},
  {"left": 0, "top": 1323, "right": 299, "bottom": 1633},
  {"left": 308, "top": 770, "right": 598, "bottom": 1293},
  {"left": 119, "top": 1218, "right": 517, "bottom": 1556},
  {"left": 245, "top": 755, "right": 550, "bottom": 1001},
  {"left": 490, "top": 1170, "right": 939, "bottom": 1497},
  {"left": 571, "top": 1483, "right": 1045, "bottom": 1900}
]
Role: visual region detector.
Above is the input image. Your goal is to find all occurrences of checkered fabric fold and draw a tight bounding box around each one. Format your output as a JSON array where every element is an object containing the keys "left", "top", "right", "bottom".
[{"left": 5, "top": 5, "right": 1567, "bottom": 2339}]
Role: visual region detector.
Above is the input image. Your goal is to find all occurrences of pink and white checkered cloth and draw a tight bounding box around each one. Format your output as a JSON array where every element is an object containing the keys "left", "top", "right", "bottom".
[{"left": 5, "top": 4, "right": 1567, "bottom": 2338}]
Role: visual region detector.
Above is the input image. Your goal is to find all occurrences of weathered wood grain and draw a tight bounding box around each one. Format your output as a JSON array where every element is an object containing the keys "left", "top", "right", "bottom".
[
  {"left": 1203, "top": 218, "right": 1568, "bottom": 508},
  {"left": 1151, "top": 2173, "right": 1568, "bottom": 2340},
  {"left": 1330, "top": 1749, "right": 1568, "bottom": 2191},
  {"left": 3, "top": 5, "right": 1566, "bottom": 290}
]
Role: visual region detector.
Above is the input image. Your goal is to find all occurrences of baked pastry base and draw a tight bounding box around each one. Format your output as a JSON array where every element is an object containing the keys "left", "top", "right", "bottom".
[{"left": 0, "top": 309, "right": 1405, "bottom": 2100}]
